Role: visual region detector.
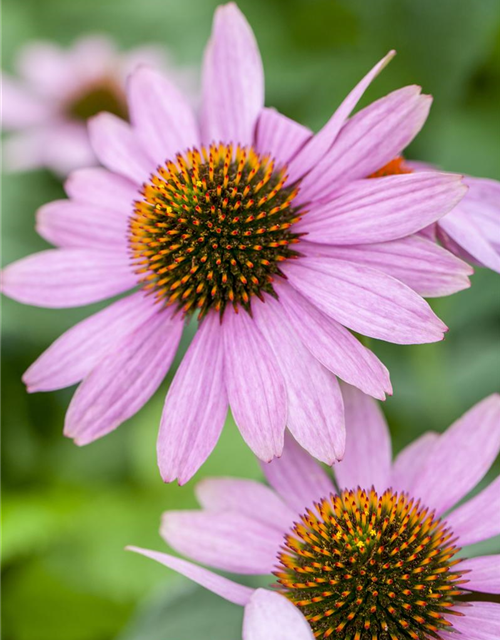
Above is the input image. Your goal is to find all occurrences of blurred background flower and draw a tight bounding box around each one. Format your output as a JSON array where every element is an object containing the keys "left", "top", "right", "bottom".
[
  {"left": 2, "top": 35, "right": 194, "bottom": 175},
  {"left": 2, "top": 0, "right": 499, "bottom": 639}
]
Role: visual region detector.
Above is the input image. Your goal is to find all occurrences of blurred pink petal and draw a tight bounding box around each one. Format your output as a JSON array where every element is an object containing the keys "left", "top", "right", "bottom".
[
  {"left": 161, "top": 510, "right": 282, "bottom": 574},
  {"left": 261, "top": 432, "right": 334, "bottom": 514},
  {"left": 243, "top": 590, "right": 314, "bottom": 640},
  {"left": 334, "top": 383, "right": 392, "bottom": 492}
]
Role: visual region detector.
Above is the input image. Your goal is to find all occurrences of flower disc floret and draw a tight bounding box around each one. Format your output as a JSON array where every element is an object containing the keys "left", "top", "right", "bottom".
[
  {"left": 129, "top": 143, "right": 303, "bottom": 317},
  {"left": 276, "top": 488, "right": 465, "bottom": 640}
]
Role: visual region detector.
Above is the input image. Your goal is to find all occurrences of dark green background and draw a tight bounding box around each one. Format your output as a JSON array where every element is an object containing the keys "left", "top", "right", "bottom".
[{"left": 2, "top": 0, "right": 500, "bottom": 638}]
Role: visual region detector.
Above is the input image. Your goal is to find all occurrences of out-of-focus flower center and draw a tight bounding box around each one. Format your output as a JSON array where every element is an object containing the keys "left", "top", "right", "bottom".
[
  {"left": 369, "top": 156, "right": 413, "bottom": 179},
  {"left": 129, "top": 143, "right": 303, "bottom": 317},
  {"left": 276, "top": 488, "right": 465, "bottom": 640},
  {"left": 66, "top": 81, "right": 128, "bottom": 121}
]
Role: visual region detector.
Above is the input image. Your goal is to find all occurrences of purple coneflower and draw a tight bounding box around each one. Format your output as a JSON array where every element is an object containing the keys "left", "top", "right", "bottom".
[
  {"left": 2, "top": 34, "right": 192, "bottom": 175},
  {"left": 2, "top": 4, "right": 471, "bottom": 482},
  {"left": 130, "top": 387, "right": 500, "bottom": 640}
]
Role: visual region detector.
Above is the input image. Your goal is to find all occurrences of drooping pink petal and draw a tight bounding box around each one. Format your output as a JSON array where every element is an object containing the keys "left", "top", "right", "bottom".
[
  {"left": 459, "top": 556, "right": 500, "bottom": 594},
  {"left": 446, "top": 476, "right": 500, "bottom": 547},
  {"left": 64, "top": 310, "right": 183, "bottom": 444},
  {"left": 158, "top": 313, "right": 227, "bottom": 485},
  {"left": 223, "top": 310, "right": 287, "bottom": 462},
  {"left": 261, "top": 432, "right": 334, "bottom": 515},
  {"left": 88, "top": 112, "right": 155, "bottom": 183},
  {"left": 161, "top": 510, "right": 282, "bottom": 575},
  {"left": 412, "top": 394, "right": 500, "bottom": 515},
  {"left": 127, "top": 546, "right": 253, "bottom": 606},
  {"left": 300, "top": 172, "right": 466, "bottom": 245},
  {"left": 243, "top": 589, "right": 314, "bottom": 640},
  {"left": 127, "top": 66, "right": 200, "bottom": 166},
  {"left": 334, "top": 384, "right": 392, "bottom": 493},
  {"left": 36, "top": 200, "right": 129, "bottom": 251},
  {"left": 255, "top": 108, "right": 311, "bottom": 168},
  {"left": 284, "top": 257, "right": 447, "bottom": 344},
  {"left": 449, "top": 602, "right": 500, "bottom": 640},
  {"left": 64, "top": 167, "right": 140, "bottom": 210},
  {"left": 201, "top": 3, "right": 264, "bottom": 146},
  {"left": 1, "top": 249, "right": 136, "bottom": 308},
  {"left": 439, "top": 203, "right": 500, "bottom": 273},
  {"left": 1, "top": 73, "right": 51, "bottom": 129},
  {"left": 287, "top": 51, "right": 395, "bottom": 185},
  {"left": 299, "top": 86, "right": 432, "bottom": 202},
  {"left": 390, "top": 431, "right": 439, "bottom": 493},
  {"left": 252, "top": 296, "right": 344, "bottom": 464},
  {"left": 277, "top": 283, "right": 391, "bottom": 400},
  {"left": 302, "top": 236, "right": 473, "bottom": 298},
  {"left": 23, "top": 292, "right": 159, "bottom": 392},
  {"left": 195, "top": 477, "right": 295, "bottom": 532}
]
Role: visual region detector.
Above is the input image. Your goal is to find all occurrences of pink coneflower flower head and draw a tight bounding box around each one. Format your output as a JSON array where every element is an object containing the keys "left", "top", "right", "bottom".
[
  {"left": 130, "top": 387, "right": 500, "bottom": 640},
  {"left": 2, "top": 35, "right": 192, "bottom": 175},
  {"left": 2, "top": 4, "right": 471, "bottom": 482},
  {"left": 370, "top": 157, "right": 500, "bottom": 273}
]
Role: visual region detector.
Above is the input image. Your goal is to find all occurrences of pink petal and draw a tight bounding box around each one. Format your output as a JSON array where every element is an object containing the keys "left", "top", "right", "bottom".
[
  {"left": 127, "top": 66, "right": 199, "bottom": 166},
  {"left": 255, "top": 108, "right": 311, "bottom": 167},
  {"left": 412, "top": 394, "right": 500, "bottom": 515},
  {"left": 223, "top": 310, "right": 287, "bottom": 462},
  {"left": 64, "top": 310, "right": 183, "bottom": 444},
  {"left": 23, "top": 292, "right": 159, "bottom": 392},
  {"left": 450, "top": 602, "right": 500, "bottom": 640},
  {"left": 284, "top": 257, "right": 447, "bottom": 344},
  {"left": 158, "top": 313, "right": 227, "bottom": 485},
  {"left": 287, "top": 51, "right": 395, "bottom": 184},
  {"left": 334, "top": 383, "right": 392, "bottom": 493},
  {"left": 195, "top": 477, "right": 295, "bottom": 532},
  {"left": 161, "top": 510, "right": 282, "bottom": 575},
  {"left": 459, "top": 556, "right": 500, "bottom": 594},
  {"left": 243, "top": 589, "right": 314, "bottom": 640},
  {"left": 440, "top": 203, "right": 500, "bottom": 273},
  {"left": 446, "top": 476, "right": 500, "bottom": 547},
  {"left": 252, "top": 296, "right": 345, "bottom": 464},
  {"left": 36, "top": 200, "right": 129, "bottom": 251},
  {"left": 299, "top": 86, "right": 432, "bottom": 202},
  {"left": 301, "top": 172, "right": 466, "bottom": 245},
  {"left": 201, "top": 3, "right": 264, "bottom": 146},
  {"left": 16, "top": 41, "right": 77, "bottom": 97},
  {"left": 88, "top": 113, "right": 155, "bottom": 183},
  {"left": 262, "top": 432, "right": 334, "bottom": 515},
  {"left": 64, "top": 167, "right": 140, "bottom": 210},
  {"left": 390, "top": 431, "right": 439, "bottom": 494},
  {"left": 1, "top": 249, "right": 136, "bottom": 308},
  {"left": 4, "top": 123, "right": 96, "bottom": 176},
  {"left": 277, "top": 282, "right": 391, "bottom": 400},
  {"left": 127, "top": 546, "right": 253, "bottom": 606},
  {"left": 464, "top": 177, "right": 500, "bottom": 251},
  {"left": 302, "top": 236, "right": 473, "bottom": 298},
  {"left": 1, "top": 73, "right": 50, "bottom": 129}
]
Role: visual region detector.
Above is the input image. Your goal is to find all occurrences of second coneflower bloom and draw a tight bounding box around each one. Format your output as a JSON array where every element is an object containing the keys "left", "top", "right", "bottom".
[
  {"left": 130, "top": 388, "right": 500, "bottom": 639},
  {"left": 2, "top": 3, "right": 471, "bottom": 482}
]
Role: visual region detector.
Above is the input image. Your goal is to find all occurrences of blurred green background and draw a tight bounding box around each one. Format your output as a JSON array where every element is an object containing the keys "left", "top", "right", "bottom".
[{"left": 2, "top": 0, "right": 500, "bottom": 638}]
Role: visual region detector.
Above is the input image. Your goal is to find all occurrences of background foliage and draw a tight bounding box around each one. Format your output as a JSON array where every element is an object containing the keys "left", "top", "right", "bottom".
[{"left": 2, "top": 0, "right": 500, "bottom": 638}]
